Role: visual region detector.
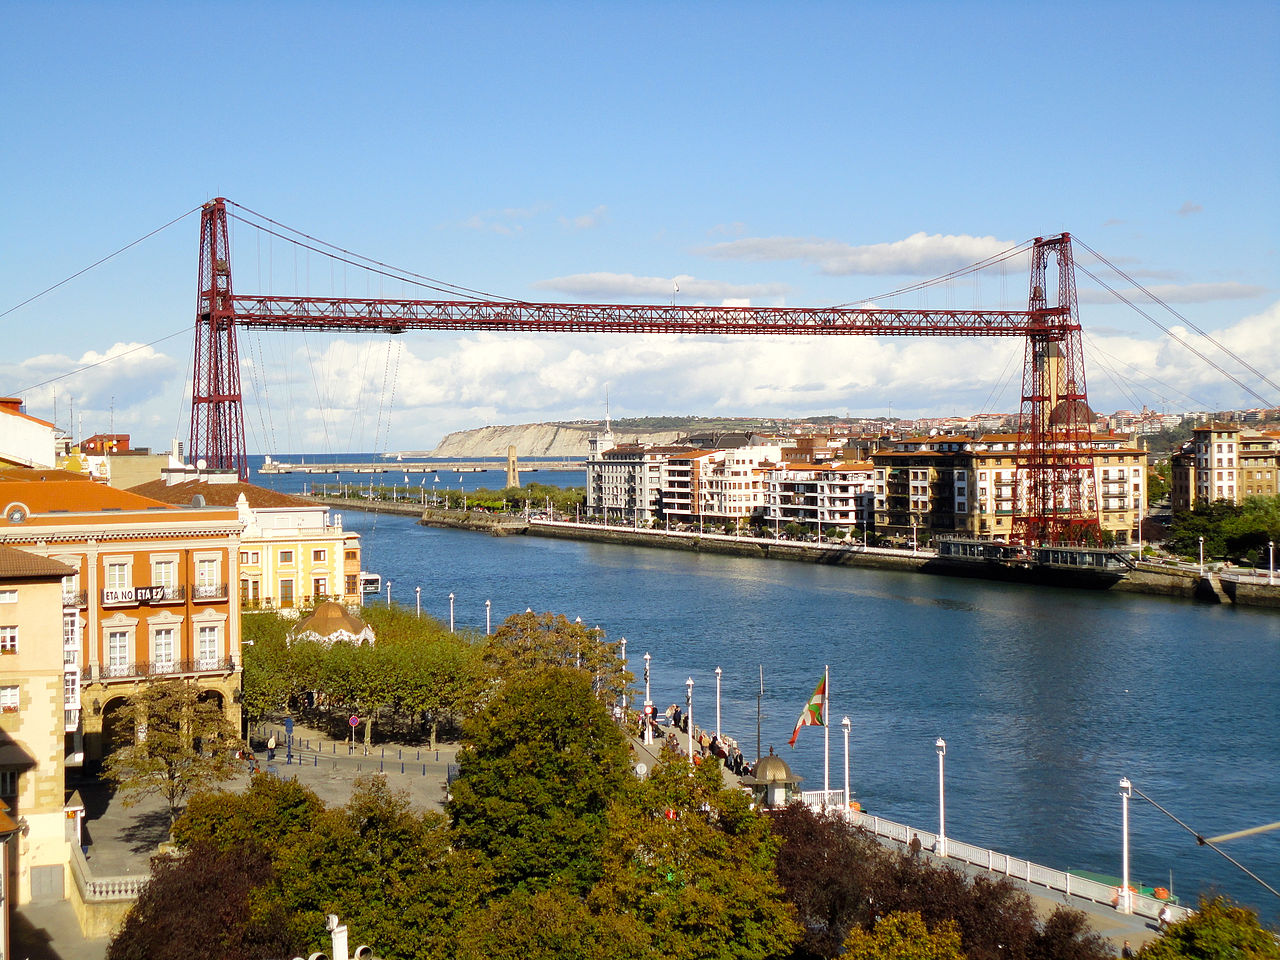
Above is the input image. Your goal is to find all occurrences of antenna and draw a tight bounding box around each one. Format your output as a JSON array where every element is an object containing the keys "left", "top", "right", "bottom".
[{"left": 605, "top": 385, "right": 612, "bottom": 435}]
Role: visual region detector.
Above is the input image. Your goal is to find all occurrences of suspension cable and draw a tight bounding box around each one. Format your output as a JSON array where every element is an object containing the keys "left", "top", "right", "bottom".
[
  {"left": 225, "top": 201, "right": 518, "bottom": 303},
  {"left": 1075, "top": 237, "right": 1280, "bottom": 401},
  {"left": 833, "top": 240, "right": 1035, "bottom": 308},
  {"left": 1129, "top": 784, "right": 1280, "bottom": 901},
  {"left": 0, "top": 206, "right": 201, "bottom": 320}
]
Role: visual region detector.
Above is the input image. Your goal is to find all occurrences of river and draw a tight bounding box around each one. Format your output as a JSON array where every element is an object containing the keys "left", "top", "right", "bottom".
[{"left": 254, "top": 455, "right": 1280, "bottom": 914}]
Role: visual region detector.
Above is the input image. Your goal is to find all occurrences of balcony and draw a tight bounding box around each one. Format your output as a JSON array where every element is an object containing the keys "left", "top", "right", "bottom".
[
  {"left": 63, "top": 590, "right": 88, "bottom": 607},
  {"left": 192, "top": 583, "right": 229, "bottom": 601},
  {"left": 65, "top": 707, "right": 80, "bottom": 732},
  {"left": 101, "top": 585, "right": 186, "bottom": 607},
  {"left": 83, "top": 656, "right": 238, "bottom": 682}
]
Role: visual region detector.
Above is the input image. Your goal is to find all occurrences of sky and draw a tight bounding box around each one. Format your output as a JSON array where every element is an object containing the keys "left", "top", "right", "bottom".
[{"left": 1, "top": 1, "right": 1277, "bottom": 454}]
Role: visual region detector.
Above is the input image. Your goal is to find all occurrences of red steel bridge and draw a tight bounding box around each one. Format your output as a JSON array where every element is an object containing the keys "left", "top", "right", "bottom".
[{"left": 191, "top": 197, "right": 1097, "bottom": 545}]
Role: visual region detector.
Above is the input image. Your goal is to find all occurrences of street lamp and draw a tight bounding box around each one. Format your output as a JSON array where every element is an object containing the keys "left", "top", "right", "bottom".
[
  {"left": 448, "top": 592, "right": 455, "bottom": 633},
  {"left": 386, "top": 580, "right": 392, "bottom": 607},
  {"left": 841, "top": 716, "right": 852, "bottom": 810},
  {"left": 1199, "top": 535, "right": 1205, "bottom": 575},
  {"left": 714, "top": 666, "right": 722, "bottom": 741},
  {"left": 1269, "top": 540, "right": 1275, "bottom": 585},
  {"left": 485, "top": 599, "right": 491, "bottom": 635},
  {"left": 643, "top": 652, "right": 653, "bottom": 745},
  {"left": 1119, "top": 777, "right": 1133, "bottom": 914},
  {"left": 685, "top": 677, "right": 694, "bottom": 767},
  {"left": 935, "top": 737, "right": 947, "bottom": 857},
  {"left": 415, "top": 586, "right": 421, "bottom": 618},
  {"left": 912, "top": 518, "right": 918, "bottom": 553}
]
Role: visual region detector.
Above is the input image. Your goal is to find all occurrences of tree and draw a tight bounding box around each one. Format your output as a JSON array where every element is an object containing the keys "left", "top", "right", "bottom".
[
  {"left": 457, "top": 888, "right": 649, "bottom": 960},
  {"left": 771, "top": 803, "right": 883, "bottom": 958},
  {"left": 174, "top": 771, "right": 325, "bottom": 856},
  {"left": 106, "top": 841, "right": 294, "bottom": 960},
  {"left": 839, "top": 911, "right": 967, "bottom": 960},
  {"left": 589, "top": 751, "right": 801, "bottom": 960},
  {"left": 448, "top": 666, "right": 633, "bottom": 895},
  {"left": 1137, "top": 896, "right": 1280, "bottom": 959},
  {"left": 484, "top": 611, "right": 631, "bottom": 707},
  {"left": 102, "top": 679, "right": 241, "bottom": 828}
]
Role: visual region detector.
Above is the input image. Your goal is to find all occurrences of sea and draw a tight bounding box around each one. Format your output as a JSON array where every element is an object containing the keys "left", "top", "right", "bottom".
[{"left": 251, "top": 454, "right": 1280, "bottom": 915}]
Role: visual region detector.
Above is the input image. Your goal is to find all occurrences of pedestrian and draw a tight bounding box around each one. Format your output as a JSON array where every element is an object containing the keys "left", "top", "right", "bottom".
[
  {"left": 267, "top": 735, "right": 276, "bottom": 761},
  {"left": 1158, "top": 904, "right": 1173, "bottom": 931},
  {"left": 909, "top": 834, "right": 922, "bottom": 859},
  {"left": 1121, "top": 940, "right": 1134, "bottom": 958}
]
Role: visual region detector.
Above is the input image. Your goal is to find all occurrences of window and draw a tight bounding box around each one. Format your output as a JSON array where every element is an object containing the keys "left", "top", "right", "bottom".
[
  {"left": 0, "top": 589, "right": 15, "bottom": 604},
  {"left": 153, "top": 628, "right": 175, "bottom": 672},
  {"left": 64, "top": 673, "right": 78, "bottom": 707},
  {"left": 196, "top": 558, "right": 219, "bottom": 587},
  {"left": 345, "top": 574, "right": 358, "bottom": 596},
  {"left": 107, "top": 630, "right": 130, "bottom": 676},
  {"left": 0, "top": 686, "right": 18, "bottom": 713},
  {"left": 345, "top": 550, "right": 357, "bottom": 561},
  {"left": 312, "top": 549, "right": 326, "bottom": 563},
  {"left": 280, "top": 579, "right": 294, "bottom": 608},
  {"left": 106, "top": 562, "right": 129, "bottom": 591},
  {"left": 313, "top": 577, "right": 327, "bottom": 599},
  {"left": 0, "top": 626, "right": 16, "bottom": 654},
  {"left": 278, "top": 550, "right": 294, "bottom": 564},
  {"left": 239, "top": 551, "right": 259, "bottom": 565},
  {"left": 198, "top": 625, "right": 219, "bottom": 667},
  {"left": 0, "top": 770, "right": 16, "bottom": 795},
  {"left": 153, "top": 559, "right": 177, "bottom": 589},
  {"left": 63, "top": 613, "right": 79, "bottom": 662}
]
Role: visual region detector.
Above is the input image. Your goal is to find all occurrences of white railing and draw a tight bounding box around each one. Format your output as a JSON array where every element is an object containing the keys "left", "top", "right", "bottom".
[
  {"left": 810, "top": 801, "right": 1194, "bottom": 924},
  {"left": 71, "top": 843, "right": 149, "bottom": 901}
]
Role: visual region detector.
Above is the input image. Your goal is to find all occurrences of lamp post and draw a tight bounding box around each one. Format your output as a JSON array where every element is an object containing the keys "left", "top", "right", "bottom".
[
  {"left": 448, "top": 592, "right": 455, "bottom": 633},
  {"left": 386, "top": 580, "right": 392, "bottom": 606},
  {"left": 1199, "top": 535, "right": 1205, "bottom": 575},
  {"left": 841, "top": 716, "right": 852, "bottom": 810},
  {"left": 485, "top": 599, "right": 491, "bottom": 635},
  {"left": 912, "top": 518, "right": 918, "bottom": 553},
  {"left": 685, "top": 677, "right": 694, "bottom": 767},
  {"left": 415, "top": 586, "right": 421, "bottom": 618},
  {"left": 1119, "top": 777, "right": 1133, "bottom": 914},
  {"left": 643, "top": 652, "right": 653, "bottom": 745},
  {"left": 619, "top": 637, "right": 627, "bottom": 712},
  {"left": 714, "top": 665, "right": 722, "bottom": 741},
  {"left": 1269, "top": 540, "right": 1275, "bottom": 585},
  {"left": 935, "top": 737, "right": 947, "bottom": 857}
]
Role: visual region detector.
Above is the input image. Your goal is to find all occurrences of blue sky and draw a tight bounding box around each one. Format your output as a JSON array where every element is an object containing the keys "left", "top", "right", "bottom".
[{"left": 1, "top": 1, "right": 1277, "bottom": 452}]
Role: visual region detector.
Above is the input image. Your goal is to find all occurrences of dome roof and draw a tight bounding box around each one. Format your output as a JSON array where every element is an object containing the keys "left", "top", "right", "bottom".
[
  {"left": 753, "top": 748, "right": 799, "bottom": 784},
  {"left": 291, "top": 601, "right": 375, "bottom": 646}
]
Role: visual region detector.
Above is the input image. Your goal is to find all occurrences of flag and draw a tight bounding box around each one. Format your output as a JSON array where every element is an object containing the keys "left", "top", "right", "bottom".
[{"left": 788, "top": 674, "right": 827, "bottom": 746}]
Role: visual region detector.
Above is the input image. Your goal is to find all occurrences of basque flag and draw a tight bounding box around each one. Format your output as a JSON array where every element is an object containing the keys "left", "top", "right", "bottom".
[{"left": 788, "top": 674, "right": 827, "bottom": 746}]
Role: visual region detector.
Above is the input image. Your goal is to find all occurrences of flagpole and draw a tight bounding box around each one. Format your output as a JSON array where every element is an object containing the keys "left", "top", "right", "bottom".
[{"left": 824, "top": 663, "right": 830, "bottom": 795}]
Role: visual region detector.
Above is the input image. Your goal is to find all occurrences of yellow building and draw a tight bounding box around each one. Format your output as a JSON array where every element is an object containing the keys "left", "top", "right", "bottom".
[
  {"left": 131, "top": 473, "right": 363, "bottom": 611},
  {"left": 1171, "top": 423, "right": 1279, "bottom": 509},
  {"left": 0, "top": 545, "right": 76, "bottom": 906}
]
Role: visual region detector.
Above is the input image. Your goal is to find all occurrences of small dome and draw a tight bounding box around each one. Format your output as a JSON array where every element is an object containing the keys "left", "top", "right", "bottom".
[{"left": 753, "top": 747, "right": 799, "bottom": 784}]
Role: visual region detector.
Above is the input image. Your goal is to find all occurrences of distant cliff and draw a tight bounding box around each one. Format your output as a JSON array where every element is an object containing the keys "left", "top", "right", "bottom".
[{"left": 420, "top": 423, "right": 685, "bottom": 458}]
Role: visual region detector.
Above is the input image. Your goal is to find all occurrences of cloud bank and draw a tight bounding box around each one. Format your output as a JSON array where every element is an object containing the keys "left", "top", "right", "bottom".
[{"left": 697, "top": 231, "right": 1017, "bottom": 276}]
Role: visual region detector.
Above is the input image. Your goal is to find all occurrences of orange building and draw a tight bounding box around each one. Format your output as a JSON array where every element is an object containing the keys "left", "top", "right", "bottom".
[{"left": 0, "top": 470, "right": 242, "bottom": 762}]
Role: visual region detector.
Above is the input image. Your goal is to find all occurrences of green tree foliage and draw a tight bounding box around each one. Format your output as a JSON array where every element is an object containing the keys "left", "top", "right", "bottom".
[
  {"left": 173, "top": 772, "right": 325, "bottom": 855},
  {"left": 1166, "top": 496, "right": 1280, "bottom": 561},
  {"left": 590, "top": 751, "right": 801, "bottom": 960},
  {"left": 840, "top": 911, "right": 967, "bottom": 960},
  {"left": 449, "top": 666, "right": 633, "bottom": 894},
  {"left": 485, "top": 610, "right": 631, "bottom": 706},
  {"left": 106, "top": 841, "right": 294, "bottom": 960},
  {"left": 457, "top": 888, "right": 649, "bottom": 960},
  {"left": 102, "top": 679, "right": 241, "bottom": 827},
  {"left": 1137, "top": 896, "right": 1280, "bottom": 959}
]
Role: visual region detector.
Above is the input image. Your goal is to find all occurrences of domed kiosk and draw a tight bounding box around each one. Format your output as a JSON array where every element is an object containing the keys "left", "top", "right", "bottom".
[
  {"left": 745, "top": 747, "right": 802, "bottom": 808},
  {"left": 289, "top": 601, "right": 376, "bottom": 647}
]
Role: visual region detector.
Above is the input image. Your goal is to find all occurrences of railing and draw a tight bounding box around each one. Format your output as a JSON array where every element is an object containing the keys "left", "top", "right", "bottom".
[
  {"left": 804, "top": 798, "right": 1194, "bottom": 924},
  {"left": 101, "top": 585, "right": 185, "bottom": 606},
  {"left": 192, "top": 583, "right": 229, "bottom": 600},
  {"left": 71, "top": 843, "right": 148, "bottom": 902},
  {"left": 63, "top": 590, "right": 88, "bottom": 607},
  {"left": 82, "top": 657, "right": 237, "bottom": 681}
]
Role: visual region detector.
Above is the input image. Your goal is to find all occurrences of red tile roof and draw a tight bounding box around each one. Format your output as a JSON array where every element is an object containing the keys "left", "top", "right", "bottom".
[
  {"left": 128, "top": 479, "right": 314, "bottom": 509},
  {"left": 0, "top": 544, "right": 74, "bottom": 580}
]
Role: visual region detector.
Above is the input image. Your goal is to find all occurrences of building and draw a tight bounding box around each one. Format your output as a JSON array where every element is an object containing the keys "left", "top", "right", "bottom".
[
  {"left": 1170, "top": 423, "right": 1280, "bottom": 510},
  {"left": 130, "top": 470, "right": 363, "bottom": 611},
  {"left": 0, "top": 470, "right": 243, "bottom": 762},
  {"left": 764, "top": 461, "right": 875, "bottom": 532},
  {"left": 0, "top": 398, "right": 56, "bottom": 470},
  {"left": 0, "top": 545, "right": 76, "bottom": 908},
  {"left": 78, "top": 435, "right": 131, "bottom": 455},
  {"left": 587, "top": 442, "right": 695, "bottom": 525},
  {"left": 873, "top": 432, "right": 1147, "bottom": 545}
]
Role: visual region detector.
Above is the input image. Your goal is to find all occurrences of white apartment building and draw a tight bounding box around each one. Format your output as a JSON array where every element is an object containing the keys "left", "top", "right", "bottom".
[{"left": 764, "top": 461, "right": 875, "bottom": 531}]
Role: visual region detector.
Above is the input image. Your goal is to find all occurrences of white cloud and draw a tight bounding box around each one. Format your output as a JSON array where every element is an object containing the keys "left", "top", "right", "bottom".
[
  {"left": 533, "top": 272, "right": 789, "bottom": 300},
  {"left": 559, "top": 205, "right": 607, "bottom": 230},
  {"left": 1176, "top": 201, "right": 1203, "bottom": 216},
  {"left": 461, "top": 204, "right": 547, "bottom": 235},
  {"left": 697, "top": 231, "right": 1017, "bottom": 276},
  {"left": 1078, "top": 281, "right": 1267, "bottom": 305}
]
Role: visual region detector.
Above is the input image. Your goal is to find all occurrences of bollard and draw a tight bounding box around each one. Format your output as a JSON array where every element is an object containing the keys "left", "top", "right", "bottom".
[
  {"left": 401, "top": 762, "right": 405, "bottom": 774},
  {"left": 314, "top": 756, "right": 318, "bottom": 767},
  {"left": 435, "top": 750, "right": 439, "bottom": 761},
  {"left": 416, "top": 750, "right": 420, "bottom": 760},
  {"left": 422, "top": 764, "right": 426, "bottom": 776},
  {"left": 380, "top": 760, "right": 384, "bottom": 772},
  {"left": 398, "top": 748, "right": 402, "bottom": 760},
  {"left": 381, "top": 747, "right": 385, "bottom": 759}
]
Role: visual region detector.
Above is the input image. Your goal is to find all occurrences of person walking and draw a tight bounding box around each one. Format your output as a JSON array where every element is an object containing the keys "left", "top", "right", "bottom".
[
  {"left": 267, "top": 735, "right": 276, "bottom": 761},
  {"left": 909, "top": 834, "right": 922, "bottom": 859},
  {"left": 1121, "top": 940, "right": 1135, "bottom": 958}
]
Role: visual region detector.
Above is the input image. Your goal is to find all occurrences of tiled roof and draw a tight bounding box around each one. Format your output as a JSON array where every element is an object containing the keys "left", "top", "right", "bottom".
[
  {"left": 129, "top": 478, "right": 314, "bottom": 509},
  {"left": 0, "top": 480, "right": 174, "bottom": 517},
  {"left": 294, "top": 601, "right": 371, "bottom": 638},
  {"left": 0, "top": 468, "right": 94, "bottom": 483},
  {"left": 0, "top": 544, "right": 74, "bottom": 580}
]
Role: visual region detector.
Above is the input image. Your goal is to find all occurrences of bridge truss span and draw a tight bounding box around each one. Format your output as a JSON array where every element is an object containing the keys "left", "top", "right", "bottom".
[{"left": 190, "top": 197, "right": 1098, "bottom": 545}]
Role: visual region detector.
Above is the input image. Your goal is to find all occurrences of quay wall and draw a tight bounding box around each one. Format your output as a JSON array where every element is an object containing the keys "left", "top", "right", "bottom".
[{"left": 307, "top": 497, "right": 1280, "bottom": 609}]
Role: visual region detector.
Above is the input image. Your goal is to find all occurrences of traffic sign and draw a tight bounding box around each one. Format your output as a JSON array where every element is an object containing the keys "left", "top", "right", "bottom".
[{"left": 349, "top": 715, "right": 360, "bottom": 727}]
